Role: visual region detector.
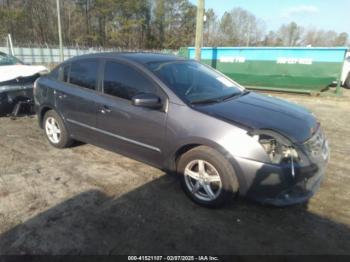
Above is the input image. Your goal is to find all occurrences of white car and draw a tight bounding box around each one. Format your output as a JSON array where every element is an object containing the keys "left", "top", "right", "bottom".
[
  {"left": 0, "top": 52, "right": 48, "bottom": 116},
  {"left": 341, "top": 52, "right": 350, "bottom": 89}
]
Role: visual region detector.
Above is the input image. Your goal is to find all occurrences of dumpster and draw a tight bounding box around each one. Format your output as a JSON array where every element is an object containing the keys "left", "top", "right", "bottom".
[{"left": 183, "top": 47, "right": 348, "bottom": 94}]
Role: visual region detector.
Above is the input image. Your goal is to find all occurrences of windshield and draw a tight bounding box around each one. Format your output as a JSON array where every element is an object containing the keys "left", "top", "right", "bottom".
[
  {"left": 146, "top": 60, "right": 244, "bottom": 104},
  {"left": 0, "top": 53, "right": 23, "bottom": 66}
]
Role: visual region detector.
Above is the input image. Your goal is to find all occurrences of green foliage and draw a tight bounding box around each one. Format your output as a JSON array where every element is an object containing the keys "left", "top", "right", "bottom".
[
  {"left": 0, "top": 0, "right": 197, "bottom": 49},
  {"left": 0, "top": 1, "right": 348, "bottom": 48}
]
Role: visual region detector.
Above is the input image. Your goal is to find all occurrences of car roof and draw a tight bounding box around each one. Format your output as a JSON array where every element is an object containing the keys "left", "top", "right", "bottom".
[{"left": 67, "top": 52, "right": 185, "bottom": 65}]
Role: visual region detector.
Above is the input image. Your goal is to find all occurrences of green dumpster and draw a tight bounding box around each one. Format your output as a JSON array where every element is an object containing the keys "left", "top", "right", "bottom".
[{"left": 184, "top": 47, "right": 348, "bottom": 94}]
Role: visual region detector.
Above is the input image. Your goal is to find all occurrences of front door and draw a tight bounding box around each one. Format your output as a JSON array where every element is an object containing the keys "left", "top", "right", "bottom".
[{"left": 95, "top": 60, "right": 167, "bottom": 167}]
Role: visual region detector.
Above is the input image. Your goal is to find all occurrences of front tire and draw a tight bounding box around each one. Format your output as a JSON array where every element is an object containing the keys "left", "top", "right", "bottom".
[
  {"left": 177, "top": 146, "right": 239, "bottom": 208},
  {"left": 43, "top": 110, "right": 72, "bottom": 148}
]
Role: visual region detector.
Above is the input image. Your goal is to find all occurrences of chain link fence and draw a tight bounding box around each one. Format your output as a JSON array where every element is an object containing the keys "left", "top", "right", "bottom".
[{"left": 0, "top": 40, "right": 178, "bottom": 66}]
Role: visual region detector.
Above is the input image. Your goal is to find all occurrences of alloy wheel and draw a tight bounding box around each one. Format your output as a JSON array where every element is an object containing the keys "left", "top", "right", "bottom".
[
  {"left": 45, "top": 117, "right": 61, "bottom": 144},
  {"left": 184, "top": 159, "right": 222, "bottom": 201}
]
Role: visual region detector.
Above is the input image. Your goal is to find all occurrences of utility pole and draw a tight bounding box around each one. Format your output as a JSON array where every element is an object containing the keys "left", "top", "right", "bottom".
[
  {"left": 56, "top": 0, "right": 64, "bottom": 62},
  {"left": 195, "top": 0, "right": 205, "bottom": 61},
  {"left": 246, "top": 21, "right": 251, "bottom": 47},
  {"left": 7, "top": 34, "right": 14, "bottom": 56}
]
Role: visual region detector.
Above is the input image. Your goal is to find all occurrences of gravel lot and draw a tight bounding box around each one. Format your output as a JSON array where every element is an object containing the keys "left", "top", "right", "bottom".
[{"left": 0, "top": 89, "right": 350, "bottom": 255}]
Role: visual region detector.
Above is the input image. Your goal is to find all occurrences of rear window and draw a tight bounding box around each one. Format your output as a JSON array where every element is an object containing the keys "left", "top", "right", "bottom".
[{"left": 69, "top": 60, "right": 98, "bottom": 90}]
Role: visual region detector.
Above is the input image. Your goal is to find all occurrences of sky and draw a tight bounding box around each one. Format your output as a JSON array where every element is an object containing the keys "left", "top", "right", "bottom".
[{"left": 189, "top": 0, "right": 350, "bottom": 34}]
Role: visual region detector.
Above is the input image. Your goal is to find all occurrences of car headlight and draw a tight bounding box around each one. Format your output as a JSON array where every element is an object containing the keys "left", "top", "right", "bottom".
[{"left": 251, "top": 131, "right": 299, "bottom": 165}]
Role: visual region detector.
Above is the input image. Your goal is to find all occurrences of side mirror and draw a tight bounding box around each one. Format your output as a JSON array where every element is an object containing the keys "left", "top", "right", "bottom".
[{"left": 131, "top": 93, "right": 163, "bottom": 109}]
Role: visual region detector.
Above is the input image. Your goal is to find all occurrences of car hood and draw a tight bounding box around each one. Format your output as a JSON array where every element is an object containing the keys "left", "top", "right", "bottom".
[
  {"left": 0, "top": 64, "right": 48, "bottom": 83},
  {"left": 195, "top": 92, "right": 318, "bottom": 143}
]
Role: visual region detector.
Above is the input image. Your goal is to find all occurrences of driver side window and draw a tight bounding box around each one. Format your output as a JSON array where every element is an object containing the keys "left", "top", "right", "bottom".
[{"left": 103, "top": 61, "right": 156, "bottom": 100}]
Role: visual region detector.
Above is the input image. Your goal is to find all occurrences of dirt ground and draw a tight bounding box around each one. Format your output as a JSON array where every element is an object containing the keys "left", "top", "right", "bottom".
[{"left": 0, "top": 89, "right": 350, "bottom": 255}]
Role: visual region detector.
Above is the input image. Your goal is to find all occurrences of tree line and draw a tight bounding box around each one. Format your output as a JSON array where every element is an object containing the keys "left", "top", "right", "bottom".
[{"left": 0, "top": 0, "right": 348, "bottom": 49}]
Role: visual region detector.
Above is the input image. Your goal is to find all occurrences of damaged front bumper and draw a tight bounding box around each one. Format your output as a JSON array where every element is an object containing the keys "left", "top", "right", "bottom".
[
  {"left": 0, "top": 75, "right": 40, "bottom": 116},
  {"left": 236, "top": 128, "right": 329, "bottom": 206},
  {"left": 0, "top": 84, "right": 34, "bottom": 116},
  {"left": 250, "top": 161, "right": 326, "bottom": 206}
]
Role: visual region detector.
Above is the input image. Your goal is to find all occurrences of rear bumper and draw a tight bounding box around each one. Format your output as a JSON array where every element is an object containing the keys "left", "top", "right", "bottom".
[{"left": 234, "top": 156, "right": 327, "bottom": 206}]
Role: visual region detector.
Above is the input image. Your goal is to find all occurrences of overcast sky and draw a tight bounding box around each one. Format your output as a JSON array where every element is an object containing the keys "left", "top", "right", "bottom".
[{"left": 189, "top": 0, "right": 350, "bottom": 34}]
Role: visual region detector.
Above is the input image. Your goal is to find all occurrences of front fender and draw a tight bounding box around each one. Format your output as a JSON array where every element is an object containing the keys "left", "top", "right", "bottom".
[{"left": 165, "top": 134, "right": 268, "bottom": 194}]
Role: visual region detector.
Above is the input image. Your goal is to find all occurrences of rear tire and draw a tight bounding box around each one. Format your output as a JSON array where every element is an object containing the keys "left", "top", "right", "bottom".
[
  {"left": 43, "top": 110, "right": 72, "bottom": 148},
  {"left": 177, "top": 146, "right": 239, "bottom": 208}
]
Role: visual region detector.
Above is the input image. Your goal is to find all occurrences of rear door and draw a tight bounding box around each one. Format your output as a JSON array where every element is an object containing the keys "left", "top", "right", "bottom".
[
  {"left": 95, "top": 59, "right": 167, "bottom": 167},
  {"left": 56, "top": 58, "right": 101, "bottom": 142}
]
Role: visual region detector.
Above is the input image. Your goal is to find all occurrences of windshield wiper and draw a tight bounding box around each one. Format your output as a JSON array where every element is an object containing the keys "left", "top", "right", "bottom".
[
  {"left": 242, "top": 89, "right": 250, "bottom": 95},
  {"left": 220, "top": 92, "right": 242, "bottom": 101},
  {"left": 191, "top": 98, "right": 222, "bottom": 105},
  {"left": 221, "top": 90, "right": 250, "bottom": 101},
  {"left": 191, "top": 93, "right": 239, "bottom": 105},
  {"left": 191, "top": 90, "right": 249, "bottom": 105}
]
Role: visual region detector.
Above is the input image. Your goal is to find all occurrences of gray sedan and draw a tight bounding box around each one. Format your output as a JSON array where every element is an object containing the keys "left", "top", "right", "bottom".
[{"left": 34, "top": 53, "right": 329, "bottom": 207}]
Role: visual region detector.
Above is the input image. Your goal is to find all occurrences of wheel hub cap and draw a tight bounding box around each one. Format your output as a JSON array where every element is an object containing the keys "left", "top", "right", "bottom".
[
  {"left": 184, "top": 159, "right": 222, "bottom": 202},
  {"left": 45, "top": 117, "right": 61, "bottom": 144}
]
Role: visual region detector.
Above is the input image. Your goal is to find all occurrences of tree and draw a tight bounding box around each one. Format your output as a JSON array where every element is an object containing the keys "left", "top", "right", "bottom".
[
  {"left": 204, "top": 8, "right": 217, "bottom": 46},
  {"left": 152, "top": 0, "right": 165, "bottom": 48},
  {"left": 219, "top": 12, "right": 234, "bottom": 45},
  {"left": 301, "top": 28, "right": 349, "bottom": 47},
  {"left": 334, "top": 32, "right": 349, "bottom": 46},
  {"left": 277, "top": 22, "right": 303, "bottom": 46},
  {"left": 0, "top": 1, "right": 347, "bottom": 49},
  {"left": 218, "top": 8, "right": 265, "bottom": 46}
]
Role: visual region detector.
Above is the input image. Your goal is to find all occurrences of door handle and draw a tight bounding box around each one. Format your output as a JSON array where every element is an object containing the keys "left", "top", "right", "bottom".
[
  {"left": 100, "top": 105, "right": 111, "bottom": 114},
  {"left": 58, "top": 93, "right": 67, "bottom": 99}
]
